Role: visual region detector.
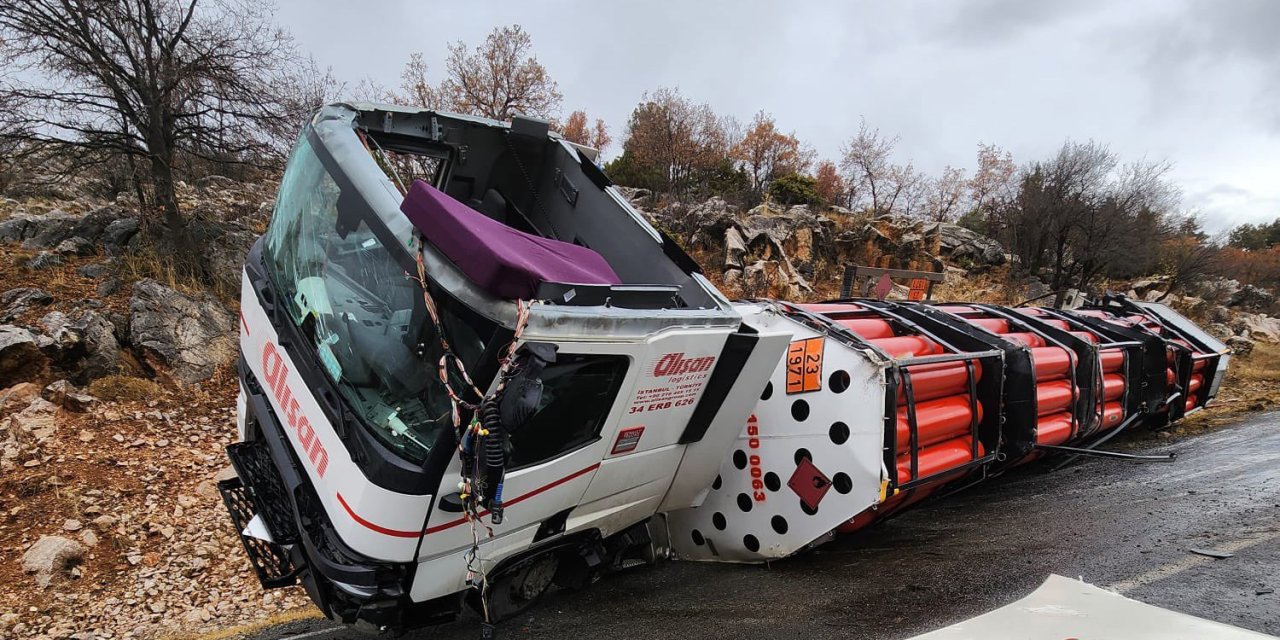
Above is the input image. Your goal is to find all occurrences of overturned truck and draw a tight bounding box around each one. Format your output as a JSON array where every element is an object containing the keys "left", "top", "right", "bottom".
[{"left": 219, "top": 103, "right": 1230, "bottom": 632}]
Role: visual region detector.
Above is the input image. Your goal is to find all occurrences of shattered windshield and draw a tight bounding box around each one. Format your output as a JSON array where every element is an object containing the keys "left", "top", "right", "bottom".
[{"left": 262, "top": 131, "right": 495, "bottom": 463}]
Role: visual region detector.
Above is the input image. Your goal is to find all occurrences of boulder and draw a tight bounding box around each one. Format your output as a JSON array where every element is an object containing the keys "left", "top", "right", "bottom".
[
  {"left": 1226, "top": 335, "right": 1255, "bottom": 358},
  {"left": 0, "top": 326, "right": 48, "bottom": 387},
  {"left": 100, "top": 218, "right": 140, "bottom": 255},
  {"left": 926, "top": 222, "right": 1006, "bottom": 267},
  {"left": 129, "top": 279, "right": 236, "bottom": 384},
  {"left": 19, "top": 210, "right": 80, "bottom": 250},
  {"left": 74, "top": 310, "right": 123, "bottom": 381},
  {"left": 1227, "top": 284, "right": 1276, "bottom": 312},
  {"left": 724, "top": 227, "right": 747, "bottom": 270},
  {"left": 0, "top": 382, "right": 40, "bottom": 411},
  {"left": 76, "top": 261, "right": 114, "bottom": 280},
  {"left": 0, "top": 287, "right": 53, "bottom": 322},
  {"left": 25, "top": 251, "right": 64, "bottom": 270},
  {"left": 42, "top": 380, "right": 95, "bottom": 412},
  {"left": 54, "top": 236, "right": 93, "bottom": 256},
  {"left": 1233, "top": 313, "right": 1280, "bottom": 343},
  {"left": 39, "top": 311, "right": 82, "bottom": 356},
  {"left": 21, "top": 536, "right": 86, "bottom": 588}
]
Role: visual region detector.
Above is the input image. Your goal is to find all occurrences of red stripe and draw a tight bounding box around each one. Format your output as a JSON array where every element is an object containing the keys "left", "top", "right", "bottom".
[
  {"left": 239, "top": 311, "right": 250, "bottom": 336},
  {"left": 338, "top": 463, "right": 601, "bottom": 538},
  {"left": 336, "top": 492, "right": 420, "bottom": 538}
]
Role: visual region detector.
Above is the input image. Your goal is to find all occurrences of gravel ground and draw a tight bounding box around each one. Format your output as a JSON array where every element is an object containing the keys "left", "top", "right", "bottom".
[{"left": 242, "top": 412, "right": 1280, "bottom": 640}]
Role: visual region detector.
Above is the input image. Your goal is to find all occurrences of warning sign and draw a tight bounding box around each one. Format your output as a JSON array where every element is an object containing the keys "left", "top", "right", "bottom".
[
  {"left": 785, "top": 337, "right": 824, "bottom": 394},
  {"left": 908, "top": 278, "right": 929, "bottom": 301}
]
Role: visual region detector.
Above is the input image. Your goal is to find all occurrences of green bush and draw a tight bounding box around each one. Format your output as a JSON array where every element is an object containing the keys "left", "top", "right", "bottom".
[{"left": 768, "top": 173, "right": 821, "bottom": 206}]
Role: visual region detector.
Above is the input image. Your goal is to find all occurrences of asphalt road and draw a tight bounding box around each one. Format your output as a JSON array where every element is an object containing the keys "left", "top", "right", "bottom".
[{"left": 249, "top": 414, "right": 1280, "bottom": 640}]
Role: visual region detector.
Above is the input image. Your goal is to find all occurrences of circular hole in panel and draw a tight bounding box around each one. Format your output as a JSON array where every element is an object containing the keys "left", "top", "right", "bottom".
[
  {"left": 829, "top": 370, "right": 850, "bottom": 393},
  {"left": 712, "top": 475, "right": 722, "bottom": 491},
  {"left": 764, "top": 472, "right": 781, "bottom": 492},
  {"left": 833, "top": 472, "right": 853, "bottom": 494},
  {"left": 771, "top": 515, "right": 789, "bottom": 535},
  {"left": 743, "top": 534, "right": 760, "bottom": 553},
  {"left": 691, "top": 529, "right": 705, "bottom": 546},
  {"left": 732, "top": 450, "right": 747, "bottom": 470},
  {"left": 794, "top": 448, "right": 812, "bottom": 466},
  {"left": 829, "top": 421, "right": 850, "bottom": 446},
  {"left": 737, "top": 493, "right": 753, "bottom": 513},
  {"left": 791, "top": 399, "right": 810, "bottom": 422},
  {"left": 760, "top": 381, "right": 774, "bottom": 401},
  {"left": 713, "top": 512, "right": 727, "bottom": 530}
]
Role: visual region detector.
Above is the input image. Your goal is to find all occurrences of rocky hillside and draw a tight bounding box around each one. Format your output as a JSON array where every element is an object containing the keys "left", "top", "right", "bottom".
[
  {"left": 0, "top": 182, "right": 313, "bottom": 640},
  {"left": 621, "top": 187, "right": 1006, "bottom": 301}
]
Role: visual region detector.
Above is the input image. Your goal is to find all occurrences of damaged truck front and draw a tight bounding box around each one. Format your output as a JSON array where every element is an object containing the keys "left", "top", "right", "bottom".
[{"left": 219, "top": 102, "right": 788, "bottom": 630}]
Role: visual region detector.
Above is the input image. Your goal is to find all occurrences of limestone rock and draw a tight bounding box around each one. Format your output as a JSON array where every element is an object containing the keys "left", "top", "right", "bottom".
[
  {"left": 0, "top": 287, "right": 53, "bottom": 322},
  {"left": 21, "top": 536, "right": 86, "bottom": 588},
  {"left": 129, "top": 279, "right": 236, "bottom": 384},
  {"left": 0, "top": 325, "right": 48, "bottom": 387}
]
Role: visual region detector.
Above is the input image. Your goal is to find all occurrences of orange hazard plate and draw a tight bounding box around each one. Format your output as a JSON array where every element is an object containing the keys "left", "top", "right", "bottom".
[
  {"left": 786, "top": 337, "right": 824, "bottom": 394},
  {"left": 908, "top": 278, "right": 929, "bottom": 301}
]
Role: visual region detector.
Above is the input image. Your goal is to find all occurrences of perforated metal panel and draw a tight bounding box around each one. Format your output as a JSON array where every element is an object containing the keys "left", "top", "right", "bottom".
[{"left": 666, "top": 311, "right": 890, "bottom": 562}]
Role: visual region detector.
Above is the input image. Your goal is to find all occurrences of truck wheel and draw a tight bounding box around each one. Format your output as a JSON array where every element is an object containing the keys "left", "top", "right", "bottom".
[{"left": 469, "top": 552, "right": 560, "bottom": 622}]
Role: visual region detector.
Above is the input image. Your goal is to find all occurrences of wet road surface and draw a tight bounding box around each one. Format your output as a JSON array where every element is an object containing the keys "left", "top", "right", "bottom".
[{"left": 250, "top": 413, "right": 1280, "bottom": 639}]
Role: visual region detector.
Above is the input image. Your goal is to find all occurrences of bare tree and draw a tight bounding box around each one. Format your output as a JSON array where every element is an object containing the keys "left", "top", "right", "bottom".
[
  {"left": 968, "top": 143, "right": 1017, "bottom": 217},
  {"left": 923, "top": 165, "right": 969, "bottom": 222},
  {"left": 397, "top": 52, "right": 443, "bottom": 109},
  {"left": 0, "top": 0, "right": 295, "bottom": 242},
  {"left": 838, "top": 118, "right": 919, "bottom": 215},
  {"left": 440, "top": 25, "right": 562, "bottom": 121}
]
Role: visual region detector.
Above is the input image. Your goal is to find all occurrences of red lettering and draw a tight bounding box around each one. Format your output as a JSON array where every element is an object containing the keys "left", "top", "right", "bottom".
[
  {"left": 262, "top": 343, "right": 283, "bottom": 392},
  {"left": 310, "top": 441, "right": 328, "bottom": 478},
  {"left": 297, "top": 416, "right": 315, "bottom": 450},
  {"left": 654, "top": 353, "right": 680, "bottom": 376},
  {"left": 259, "top": 341, "right": 329, "bottom": 480}
]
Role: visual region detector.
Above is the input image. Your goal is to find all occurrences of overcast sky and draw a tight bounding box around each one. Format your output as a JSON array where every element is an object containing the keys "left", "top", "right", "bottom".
[{"left": 278, "top": 0, "right": 1280, "bottom": 233}]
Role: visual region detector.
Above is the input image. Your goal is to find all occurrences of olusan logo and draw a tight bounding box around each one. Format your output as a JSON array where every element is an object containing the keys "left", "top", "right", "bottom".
[
  {"left": 652, "top": 352, "right": 716, "bottom": 377},
  {"left": 261, "top": 342, "right": 330, "bottom": 478}
]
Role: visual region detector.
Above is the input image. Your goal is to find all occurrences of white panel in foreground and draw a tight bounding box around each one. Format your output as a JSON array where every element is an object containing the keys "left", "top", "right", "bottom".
[{"left": 909, "top": 574, "right": 1275, "bottom": 640}]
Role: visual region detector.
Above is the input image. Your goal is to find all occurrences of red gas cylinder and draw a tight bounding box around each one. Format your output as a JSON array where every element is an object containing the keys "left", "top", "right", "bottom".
[
  {"left": 797, "top": 303, "right": 862, "bottom": 314},
  {"left": 870, "top": 335, "right": 942, "bottom": 358},
  {"left": 1185, "top": 396, "right": 1197, "bottom": 411},
  {"left": 897, "top": 361, "right": 983, "bottom": 404},
  {"left": 895, "top": 396, "right": 983, "bottom": 448},
  {"left": 1037, "top": 412, "right": 1074, "bottom": 446},
  {"left": 1192, "top": 357, "right": 1209, "bottom": 372},
  {"left": 1166, "top": 367, "right": 1176, "bottom": 386},
  {"left": 1031, "top": 346, "right": 1073, "bottom": 379},
  {"left": 1100, "top": 349, "right": 1125, "bottom": 372},
  {"left": 1103, "top": 373, "right": 1125, "bottom": 401},
  {"left": 1188, "top": 373, "right": 1204, "bottom": 394},
  {"left": 1100, "top": 402, "right": 1124, "bottom": 429},
  {"left": 896, "top": 437, "right": 983, "bottom": 484},
  {"left": 1069, "top": 331, "right": 1099, "bottom": 344},
  {"left": 969, "top": 317, "right": 1010, "bottom": 333},
  {"left": 1037, "top": 379, "right": 1075, "bottom": 415},
  {"left": 1003, "top": 332, "right": 1047, "bottom": 348},
  {"left": 836, "top": 318, "right": 895, "bottom": 339},
  {"left": 1039, "top": 318, "right": 1072, "bottom": 331}
]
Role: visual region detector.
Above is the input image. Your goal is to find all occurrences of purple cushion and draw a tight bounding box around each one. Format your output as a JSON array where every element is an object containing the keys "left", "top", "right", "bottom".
[{"left": 399, "top": 180, "right": 621, "bottom": 300}]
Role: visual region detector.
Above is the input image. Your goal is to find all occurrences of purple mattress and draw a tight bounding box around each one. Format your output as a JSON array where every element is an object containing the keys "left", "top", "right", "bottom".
[{"left": 399, "top": 180, "right": 621, "bottom": 300}]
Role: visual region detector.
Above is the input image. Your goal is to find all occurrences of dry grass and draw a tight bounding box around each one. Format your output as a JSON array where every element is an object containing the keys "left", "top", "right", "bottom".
[{"left": 88, "top": 374, "right": 166, "bottom": 402}]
